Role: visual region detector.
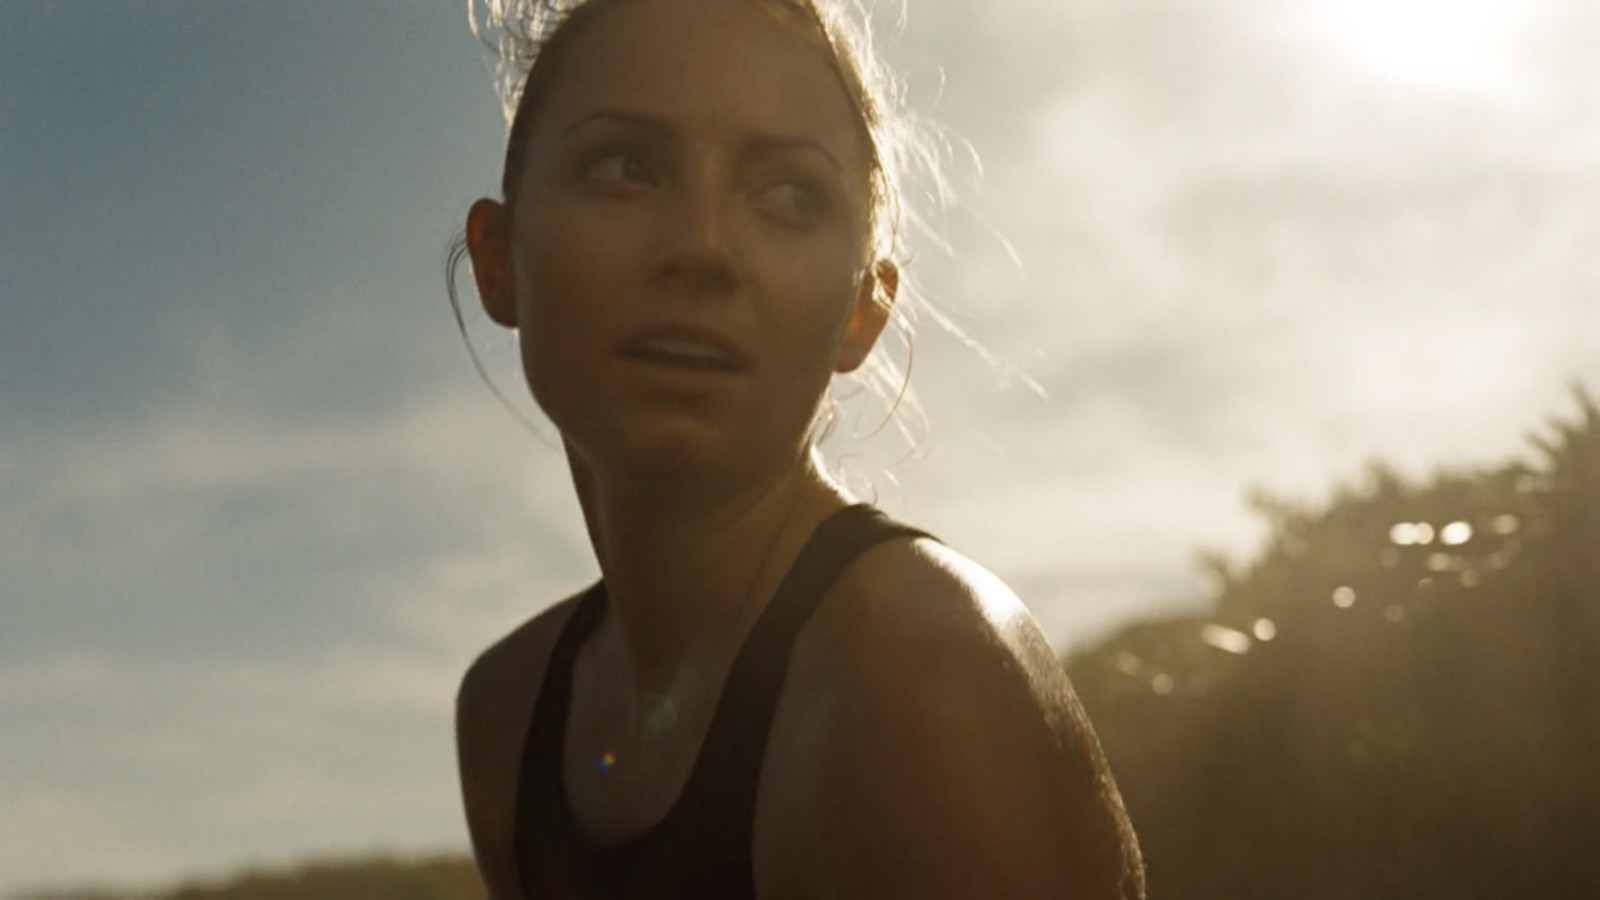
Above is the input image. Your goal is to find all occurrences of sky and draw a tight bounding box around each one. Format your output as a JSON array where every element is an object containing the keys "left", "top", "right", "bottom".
[{"left": 3, "top": 0, "right": 1598, "bottom": 893}]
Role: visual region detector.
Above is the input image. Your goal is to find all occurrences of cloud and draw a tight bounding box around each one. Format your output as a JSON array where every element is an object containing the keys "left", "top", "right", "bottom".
[
  {"left": 837, "top": 0, "right": 1600, "bottom": 652},
  {"left": 0, "top": 377, "right": 594, "bottom": 890},
  {"left": 0, "top": 507, "right": 587, "bottom": 891},
  {"left": 0, "top": 647, "right": 474, "bottom": 892},
  {"left": 1, "top": 372, "right": 591, "bottom": 653}
]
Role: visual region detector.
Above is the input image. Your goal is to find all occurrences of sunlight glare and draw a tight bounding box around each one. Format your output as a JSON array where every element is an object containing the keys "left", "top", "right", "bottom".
[{"left": 1308, "top": 0, "right": 1523, "bottom": 95}]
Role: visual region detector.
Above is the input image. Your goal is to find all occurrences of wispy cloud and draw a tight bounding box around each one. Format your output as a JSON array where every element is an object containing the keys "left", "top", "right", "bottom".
[{"left": 0, "top": 380, "right": 593, "bottom": 890}]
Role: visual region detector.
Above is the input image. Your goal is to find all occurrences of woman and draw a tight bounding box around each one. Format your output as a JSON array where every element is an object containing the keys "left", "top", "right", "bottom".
[{"left": 452, "top": 0, "right": 1145, "bottom": 895}]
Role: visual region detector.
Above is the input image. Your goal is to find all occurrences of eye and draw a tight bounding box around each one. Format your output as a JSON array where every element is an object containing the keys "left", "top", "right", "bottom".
[
  {"left": 583, "top": 151, "right": 654, "bottom": 187},
  {"left": 753, "top": 178, "right": 831, "bottom": 225}
]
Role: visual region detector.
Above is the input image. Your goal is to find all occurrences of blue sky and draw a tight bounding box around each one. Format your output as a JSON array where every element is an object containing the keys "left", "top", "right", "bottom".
[
  {"left": 4, "top": 2, "right": 501, "bottom": 653},
  {"left": 4, "top": 0, "right": 1599, "bottom": 893}
]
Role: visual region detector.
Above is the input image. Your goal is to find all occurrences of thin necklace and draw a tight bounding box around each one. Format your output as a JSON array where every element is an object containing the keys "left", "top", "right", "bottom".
[{"left": 599, "top": 484, "right": 814, "bottom": 774}]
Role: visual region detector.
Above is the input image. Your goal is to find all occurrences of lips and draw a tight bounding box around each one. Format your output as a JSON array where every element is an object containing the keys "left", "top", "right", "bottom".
[{"left": 621, "top": 324, "right": 746, "bottom": 373}]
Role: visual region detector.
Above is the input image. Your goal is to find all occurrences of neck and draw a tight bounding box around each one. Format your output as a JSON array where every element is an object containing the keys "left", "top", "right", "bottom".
[{"left": 567, "top": 443, "right": 849, "bottom": 700}]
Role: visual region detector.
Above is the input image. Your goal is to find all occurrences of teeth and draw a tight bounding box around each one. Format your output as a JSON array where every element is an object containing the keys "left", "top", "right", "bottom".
[{"left": 639, "top": 338, "right": 728, "bottom": 364}]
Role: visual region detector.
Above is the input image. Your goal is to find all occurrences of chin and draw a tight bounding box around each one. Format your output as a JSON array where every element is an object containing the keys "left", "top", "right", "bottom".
[
  {"left": 570, "top": 415, "right": 735, "bottom": 476},
  {"left": 543, "top": 380, "right": 817, "bottom": 483},
  {"left": 584, "top": 416, "right": 811, "bottom": 493}
]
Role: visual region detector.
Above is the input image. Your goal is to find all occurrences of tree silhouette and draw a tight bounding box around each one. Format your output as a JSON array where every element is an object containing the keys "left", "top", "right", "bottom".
[
  {"left": 1068, "top": 387, "right": 1600, "bottom": 900},
  {"left": 14, "top": 855, "right": 485, "bottom": 900}
]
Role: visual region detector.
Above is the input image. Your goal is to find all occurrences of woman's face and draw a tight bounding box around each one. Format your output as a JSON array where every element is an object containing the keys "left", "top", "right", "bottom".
[{"left": 470, "top": 0, "right": 891, "bottom": 480}]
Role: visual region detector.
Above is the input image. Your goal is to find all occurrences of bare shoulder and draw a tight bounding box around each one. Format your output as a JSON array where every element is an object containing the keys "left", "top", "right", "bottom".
[
  {"left": 757, "top": 539, "right": 1145, "bottom": 898},
  {"left": 457, "top": 590, "right": 586, "bottom": 722},
  {"left": 455, "top": 589, "right": 589, "bottom": 900}
]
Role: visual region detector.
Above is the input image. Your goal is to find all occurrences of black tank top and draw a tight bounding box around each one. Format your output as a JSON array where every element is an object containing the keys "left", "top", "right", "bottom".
[{"left": 514, "top": 504, "right": 931, "bottom": 898}]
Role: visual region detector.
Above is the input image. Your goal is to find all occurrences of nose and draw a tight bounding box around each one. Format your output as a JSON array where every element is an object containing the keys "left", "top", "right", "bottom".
[{"left": 654, "top": 170, "right": 739, "bottom": 295}]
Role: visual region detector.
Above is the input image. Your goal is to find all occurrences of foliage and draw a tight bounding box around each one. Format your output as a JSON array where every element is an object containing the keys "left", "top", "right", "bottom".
[
  {"left": 1067, "top": 387, "right": 1600, "bottom": 900},
  {"left": 13, "top": 855, "right": 484, "bottom": 900}
]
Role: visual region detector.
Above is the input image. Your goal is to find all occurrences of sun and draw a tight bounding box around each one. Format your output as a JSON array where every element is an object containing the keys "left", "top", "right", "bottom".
[{"left": 1305, "top": 0, "right": 1525, "bottom": 95}]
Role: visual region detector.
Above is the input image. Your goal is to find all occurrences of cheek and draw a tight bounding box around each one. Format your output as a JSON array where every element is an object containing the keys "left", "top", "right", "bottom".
[
  {"left": 761, "top": 247, "right": 865, "bottom": 358},
  {"left": 507, "top": 217, "right": 632, "bottom": 408},
  {"left": 517, "top": 196, "right": 646, "bottom": 315}
]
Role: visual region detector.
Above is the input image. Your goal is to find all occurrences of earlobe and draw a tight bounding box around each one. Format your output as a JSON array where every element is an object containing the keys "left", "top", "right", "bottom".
[
  {"left": 835, "top": 260, "right": 898, "bottom": 374},
  {"left": 466, "top": 199, "right": 517, "bottom": 328}
]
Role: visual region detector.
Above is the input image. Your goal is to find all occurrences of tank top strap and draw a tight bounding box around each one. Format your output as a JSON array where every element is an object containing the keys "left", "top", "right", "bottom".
[
  {"left": 516, "top": 582, "right": 606, "bottom": 887},
  {"left": 515, "top": 505, "right": 932, "bottom": 897},
  {"left": 677, "top": 503, "right": 934, "bottom": 842}
]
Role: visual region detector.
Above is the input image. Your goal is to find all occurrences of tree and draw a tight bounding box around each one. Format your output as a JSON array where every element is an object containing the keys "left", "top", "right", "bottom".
[{"left": 1068, "top": 388, "right": 1600, "bottom": 900}]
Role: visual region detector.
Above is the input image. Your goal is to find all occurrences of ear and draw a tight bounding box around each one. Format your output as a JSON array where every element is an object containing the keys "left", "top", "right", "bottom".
[
  {"left": 466, "top": 198, "right": 517, "bottom": 328},
  {"left": 834, "top": 259, "right": 898, "bottom": 374}
]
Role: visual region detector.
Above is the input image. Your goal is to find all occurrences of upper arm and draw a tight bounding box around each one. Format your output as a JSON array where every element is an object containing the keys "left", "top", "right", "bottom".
[
  {"left": 455, "top": 596, "right": 584, "bottom": 900},
  {"left": 456, "top": 646, "right": 524, "bottom": 900},
  {"left": 758, "top": 546, "right": 1144, "bottom": 898}
]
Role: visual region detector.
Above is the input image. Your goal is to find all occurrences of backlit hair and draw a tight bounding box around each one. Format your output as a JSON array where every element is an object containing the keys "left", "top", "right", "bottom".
[{"left": 454, "top": 0, "right": 961, "bottom": 446}]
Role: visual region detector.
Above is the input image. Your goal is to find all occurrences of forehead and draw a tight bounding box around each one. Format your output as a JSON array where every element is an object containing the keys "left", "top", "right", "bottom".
[{"left": 534, "top": 0, "right": 868, "bottom": 167}]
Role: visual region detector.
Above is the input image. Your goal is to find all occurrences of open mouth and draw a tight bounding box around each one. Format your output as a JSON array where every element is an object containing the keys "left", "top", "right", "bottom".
[{"left": 623, "top": 332, "right": 744, "bottom": 373}]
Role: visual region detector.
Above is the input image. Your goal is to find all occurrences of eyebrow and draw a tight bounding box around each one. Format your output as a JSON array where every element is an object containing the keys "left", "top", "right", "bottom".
[
  {"left": 562, "top": 109, "right": 847, "bottom": 174},
  {"left": 744, "top": 133, "right": 846, "bottom": 174},
  {"left": 562, "top": 109, "right": 674, "bottom": 138}
]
